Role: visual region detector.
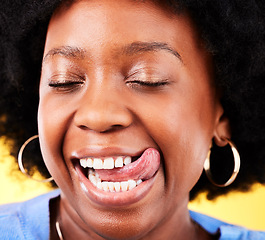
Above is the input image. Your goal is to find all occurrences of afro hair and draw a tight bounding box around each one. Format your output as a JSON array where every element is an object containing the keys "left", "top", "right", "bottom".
[{"left": 1, "top": 0, "right": 265, "bottom": 200}]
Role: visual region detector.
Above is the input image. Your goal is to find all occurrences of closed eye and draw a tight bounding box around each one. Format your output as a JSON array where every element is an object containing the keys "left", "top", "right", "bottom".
[
  {"left": 49, "top": 81, "right": 84, "bottom": 87},
  {"left": 48, "top": 80, "right": 85, "bottom": 93},
  {"left": 125, "top": 79, "right": 170, "bottom": 87},
  {"left": 48, "top": 72, "right": 85, "bottom": 93}
]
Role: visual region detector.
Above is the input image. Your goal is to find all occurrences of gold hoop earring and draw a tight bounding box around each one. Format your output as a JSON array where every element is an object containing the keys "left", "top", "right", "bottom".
[
  {"left": 18, "top": 135, "right": 53, "bottom": 183},
  {"left": 204, "top": 138, "right": 240, "bottom": 187}
]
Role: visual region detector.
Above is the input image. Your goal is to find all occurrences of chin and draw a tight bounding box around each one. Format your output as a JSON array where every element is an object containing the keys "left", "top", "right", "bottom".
[{"left": 91, "top": 219, "right": 154, "bottom": 240}]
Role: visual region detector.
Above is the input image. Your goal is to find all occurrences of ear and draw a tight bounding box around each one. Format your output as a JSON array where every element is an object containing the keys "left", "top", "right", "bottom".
[{"left": 213, "top": 103, "right": 231, "bottom": 147}]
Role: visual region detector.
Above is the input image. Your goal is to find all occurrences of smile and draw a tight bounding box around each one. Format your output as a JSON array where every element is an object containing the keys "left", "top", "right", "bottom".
[
  {"left": 74, "top": 148, "right": 161, "bottom": 206},
  {"left": 80, "top": 156, "right": 143, "bottom": 192}
]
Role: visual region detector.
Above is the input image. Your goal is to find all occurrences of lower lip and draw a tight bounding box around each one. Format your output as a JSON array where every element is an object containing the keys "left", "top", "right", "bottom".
[{"left": 75, "top": 165, "right": 159, "bottom": 207}]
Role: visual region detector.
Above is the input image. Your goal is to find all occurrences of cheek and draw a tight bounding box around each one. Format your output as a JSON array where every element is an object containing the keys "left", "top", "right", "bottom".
[
  {"left": 37, "top": 95, "right": 71, "bottom": 181},
  {"left": 140, "top": 91, "right": 215, "bottom": 192}
]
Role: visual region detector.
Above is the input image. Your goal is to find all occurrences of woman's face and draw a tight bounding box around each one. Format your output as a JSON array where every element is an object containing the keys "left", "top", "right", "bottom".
[{"left": 39, "top": 0, "right": 224, "bottom": 239}]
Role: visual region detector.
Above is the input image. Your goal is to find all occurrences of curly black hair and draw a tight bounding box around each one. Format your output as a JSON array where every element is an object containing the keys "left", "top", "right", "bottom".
[{"left": 1, "top": 0, "right": 265, "bottom": 200}]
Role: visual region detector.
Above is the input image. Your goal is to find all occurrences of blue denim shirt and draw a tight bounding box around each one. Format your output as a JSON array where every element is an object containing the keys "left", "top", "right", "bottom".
[{"left": 0, "top": 190, "right": 264, "bottom": 240}]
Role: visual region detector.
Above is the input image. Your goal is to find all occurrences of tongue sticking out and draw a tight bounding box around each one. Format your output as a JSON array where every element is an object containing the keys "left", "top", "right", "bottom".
[{"left": 95, "top": 148, "right": 160, "bottom": 182}]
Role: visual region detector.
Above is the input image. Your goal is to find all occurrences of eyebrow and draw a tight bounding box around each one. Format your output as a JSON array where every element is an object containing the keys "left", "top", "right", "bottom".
[
  {"left": 43, "top": 46, "right": 85, "bottom": 63},
  {"left": 42, "top": 41, "right": 182, "bottom": 63},
  {"left": 123, "top": 41, "right": 182, "bottom": 62}
]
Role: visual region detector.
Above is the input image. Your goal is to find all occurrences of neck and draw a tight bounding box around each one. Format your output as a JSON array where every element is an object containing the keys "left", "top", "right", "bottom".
[{"left": 50, "top": 193, "right": 213, "bottom": 240}]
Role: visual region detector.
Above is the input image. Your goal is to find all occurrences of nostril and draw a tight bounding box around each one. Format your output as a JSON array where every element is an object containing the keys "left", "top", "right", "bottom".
[
  {"left": 79, "top": 125, "right": 90, "bottom": 130},
  {"left": 111, "top": 124, "right": 127, "bottom": 130},
  {"left": 99, "top": 124, "right": 130, "bottom": 133},
  {"left": 113, "top": 124, "right": 123, "bottom": 128},
  {"left": 78, "top": 123, "right": 129, "bottom": 133}
]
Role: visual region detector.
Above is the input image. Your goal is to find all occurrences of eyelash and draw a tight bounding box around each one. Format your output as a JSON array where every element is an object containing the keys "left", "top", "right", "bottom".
[
  {"left": 48, "top": 81, "right": 84, "bottom": 92},
  {"left": 49, "top": 81, "right": 83, "bottom": 87},
  {"left": 125, "top": 79, "right": 169, "bottom": 87}
]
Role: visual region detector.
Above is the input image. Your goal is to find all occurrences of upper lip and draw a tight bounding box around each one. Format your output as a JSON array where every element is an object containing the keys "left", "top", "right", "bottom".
[{"left": 70, "top": 146, "right": 146, "bottom": 160}]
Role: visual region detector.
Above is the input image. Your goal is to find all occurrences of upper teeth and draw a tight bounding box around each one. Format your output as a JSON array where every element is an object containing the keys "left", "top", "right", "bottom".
[{"left": 80, "top": 156, "right": 132, "bottom": 170}]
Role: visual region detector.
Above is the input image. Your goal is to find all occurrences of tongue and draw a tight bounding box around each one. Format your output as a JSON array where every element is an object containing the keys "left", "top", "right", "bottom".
[{"left": 95, "top": 148, "right": 160, "bottom": 182}]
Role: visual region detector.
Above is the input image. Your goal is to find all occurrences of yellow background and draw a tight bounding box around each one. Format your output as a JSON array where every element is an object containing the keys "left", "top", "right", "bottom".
[{"left": 1, "top": 138, "right": 265, "bottom": 230}]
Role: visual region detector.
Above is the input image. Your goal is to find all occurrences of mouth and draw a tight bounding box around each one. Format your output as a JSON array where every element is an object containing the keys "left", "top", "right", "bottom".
[
  {"left": 81, "top": 156, "right": 143, "bottom": 192},
  {"left": 73, "top": 148, "right": 161, "bottom": 206}
]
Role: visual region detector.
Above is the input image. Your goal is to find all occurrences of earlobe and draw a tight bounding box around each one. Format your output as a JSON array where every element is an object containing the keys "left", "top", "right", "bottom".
[{"left": 213, "top": 105, "right": 231, "bottom": 147}]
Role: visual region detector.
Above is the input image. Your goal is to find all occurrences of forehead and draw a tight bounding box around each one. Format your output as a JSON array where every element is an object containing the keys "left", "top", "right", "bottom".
[
  {"left": 42, "top": 0, "right": 212, "bottom": 80},
  {"left": 54, "top": 0, "right": 178, "bottom": 19},
  {"left": 45, "top": 0, "right": 202, "bottom": 55}
]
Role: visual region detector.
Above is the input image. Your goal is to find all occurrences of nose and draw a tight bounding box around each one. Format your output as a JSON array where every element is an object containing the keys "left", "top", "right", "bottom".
[{"left": 74, "top": 88, "right": 133, "bottom": 133}]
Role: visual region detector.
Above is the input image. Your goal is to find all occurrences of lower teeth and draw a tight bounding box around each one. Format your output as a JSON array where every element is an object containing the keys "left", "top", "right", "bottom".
[{"left": 88, "top": 169, "right": 142, "bottom": 192}]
